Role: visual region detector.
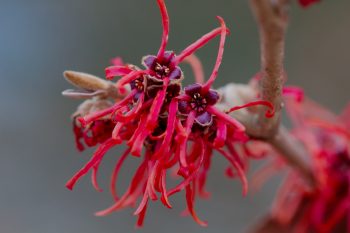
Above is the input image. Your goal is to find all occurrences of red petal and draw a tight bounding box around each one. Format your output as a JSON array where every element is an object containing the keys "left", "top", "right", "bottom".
[
  {"left": 135, "top": 199, "right": 149, "bottom": 228},
  {"left": 207, "top": 106, "right": 245, "bottom": 132},
  {"left": 156, "top": 0, "right": 169, "bottom": 58},
  {"left": 176, "top": 26, "right": 229, "bottom": 64},
  {"left": 110, "top": 149, "right": 130, "bottom": 201},
  {"left": 66, "top": 138, "right": 119, "bottom": 190},
  {"left": 160, "top": 169, "right": 172, "bottom": 208},
  {"left": 152, "top": 99, "right": 178, "bottom": 160},
  {"left": 91, "top": 161, "right": 103, "bottom": 192},
  {"left": 227, "top": 100, "right": 275, "bottom": 118},
  {"left": 80, "top": 90, "right": 137, "bottom": 126},
  {"left": 105, "top": 65, "right": 133, "bottom": 79},
  {"left": 217, "top": 148, "right": 248, "bottom": 196},
  {"left": 185, "top": 185, "right": 208, "bottom": 227},
  {"left": 116, "top": 70, "right": 149, "bottom": 87},
  {"left": 146, "top": 79, "right": 169, "bottom": 130},
  {"left": 202, "top": 16, "right": 227, "bottom": 92},
  {"left": 95, "top": 162, "right": 147, "bottom": 216},
  {"left": 213, "top": 120, "right": 227, "bottom": 148}
]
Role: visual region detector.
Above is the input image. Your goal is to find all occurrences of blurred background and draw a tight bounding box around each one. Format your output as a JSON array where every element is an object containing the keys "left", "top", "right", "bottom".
[{"left": 0, "top": 0, "right": 349, "bottom": 232}]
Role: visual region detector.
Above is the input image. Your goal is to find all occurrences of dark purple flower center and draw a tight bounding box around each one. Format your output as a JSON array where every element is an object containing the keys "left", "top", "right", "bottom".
[
  {"left": 154, "top": 62, "right": 171, "bottom": 78},
  {"left": 135, "top": 79, "right": 144, "bottom": 91},
  {"left": 190, "top": 93, "right": 207, "bottom": 113},
  {"left": 165, "top": 83, "right": 181, "bottom": 103},
  {"left": 131, "top": 77, "right": 145, "bottom": 92},
  {"left": 142, "top": 51, "right": 183, "bottom": 82}
]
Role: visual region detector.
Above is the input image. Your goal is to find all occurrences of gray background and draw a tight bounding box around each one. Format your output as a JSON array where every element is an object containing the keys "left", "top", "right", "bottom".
[{"left": 0, "top": 0, "right": 349, "bottom": 233}]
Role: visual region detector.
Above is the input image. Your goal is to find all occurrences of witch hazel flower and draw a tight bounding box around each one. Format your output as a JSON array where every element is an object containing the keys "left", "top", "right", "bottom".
[
  {"left": 80, "top": 0, "right": 228, "bottom": 157},
  {"left": 254, "top": 94, "right": 350, "bottom": 233},
  {"left": 63, "top": 0, "right": 275, "bottom": 227},
  {"left": 90, "top": 17, "right": 233, "bottom": 227}
]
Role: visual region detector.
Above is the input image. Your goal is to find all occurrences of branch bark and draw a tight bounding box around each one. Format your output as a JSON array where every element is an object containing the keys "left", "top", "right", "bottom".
[
  {"left": 245, "top": 1, "right": 317, "bottom": 231},
  {"left": 249, "top": 0, "right": 288, "bottom": 139},
  {"left": 246, "top": 0, "right": 316, "bottom": 185}
]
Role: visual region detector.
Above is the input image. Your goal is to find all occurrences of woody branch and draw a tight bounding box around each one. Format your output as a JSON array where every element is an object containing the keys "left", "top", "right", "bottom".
[{"left": 246, "top": 0, "right": 316, "bottom": 186}]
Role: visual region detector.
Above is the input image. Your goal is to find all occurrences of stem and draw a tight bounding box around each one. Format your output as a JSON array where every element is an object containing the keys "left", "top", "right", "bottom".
[
  {"left": 247, "top": 0, "right": 316, "bottom": 186},
  {"left": 249, "top": 0, "right": 288, "bottom": 139}
]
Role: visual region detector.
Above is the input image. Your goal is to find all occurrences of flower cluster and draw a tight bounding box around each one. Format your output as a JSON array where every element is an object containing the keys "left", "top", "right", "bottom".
[
  {"left": 63, "top": 0, "right": 273, "bottom": 227},
  {"left": 255, "top": 92, "right": 350, "bottom": 233}
]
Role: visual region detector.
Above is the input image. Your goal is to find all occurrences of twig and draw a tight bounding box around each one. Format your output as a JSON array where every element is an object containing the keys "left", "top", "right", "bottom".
[
  {"left": 249, "top": 0, "right": 288, "bottom": 139},
  {"left": 243, "top": 0, "right": 316, "bottom": 187}
]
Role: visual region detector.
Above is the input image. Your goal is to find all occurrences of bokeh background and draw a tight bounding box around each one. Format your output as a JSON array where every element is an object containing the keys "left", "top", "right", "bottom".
[{"left": 0, "top": 0, "right": 349, "bottom": 233}]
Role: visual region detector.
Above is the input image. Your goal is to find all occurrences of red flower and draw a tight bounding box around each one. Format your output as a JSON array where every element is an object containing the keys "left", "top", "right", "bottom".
[
  {"left": 256, "top": 94, "right": 350, "bottom": 233},
  {"left": 178, "top": 83, "right": 220, "bottom": 126},
  {"left": 64, "top": 0, "right": 274, "bottom": 227}
]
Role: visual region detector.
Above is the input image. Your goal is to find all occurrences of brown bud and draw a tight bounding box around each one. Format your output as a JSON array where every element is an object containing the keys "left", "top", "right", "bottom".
[{"left": 63, "top": 70, "right": 121, "bottom": 99}]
